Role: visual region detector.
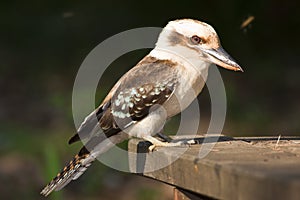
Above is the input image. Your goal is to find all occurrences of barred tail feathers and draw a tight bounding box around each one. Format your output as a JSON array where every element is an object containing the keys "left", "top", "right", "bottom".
[
  {"left": 40, "top": 151, "right": 94, "bottom": 197},
  {"left": 41, "top": 132, "right": 128, "bottom": 196}
]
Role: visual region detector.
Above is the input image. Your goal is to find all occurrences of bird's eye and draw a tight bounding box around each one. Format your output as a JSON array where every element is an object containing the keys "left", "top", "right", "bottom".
[{"left": 191, "top": 35, "right": 203, "bottom": 44}]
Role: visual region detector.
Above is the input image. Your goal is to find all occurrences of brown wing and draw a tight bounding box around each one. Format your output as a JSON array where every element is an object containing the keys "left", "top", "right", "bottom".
[
  {"left": 110, "top": 81, "right": 176, "bottom": 130},
  {"left": 68, "top": 56, "right": 178, "bottom": 144}
]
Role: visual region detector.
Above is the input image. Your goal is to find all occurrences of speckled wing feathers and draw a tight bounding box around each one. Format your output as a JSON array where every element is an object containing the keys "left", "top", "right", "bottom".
[{"left": 110, "top": 56, "right": 178, "bottom": 129}]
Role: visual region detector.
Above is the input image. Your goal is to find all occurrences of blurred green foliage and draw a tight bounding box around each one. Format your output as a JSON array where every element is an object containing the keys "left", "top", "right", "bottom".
[
  {"left": 1, "top": 0, "right": 300, "bottom": 199},
  {"left": 43, "top": 145, "right": 63, "bottom": 200}
]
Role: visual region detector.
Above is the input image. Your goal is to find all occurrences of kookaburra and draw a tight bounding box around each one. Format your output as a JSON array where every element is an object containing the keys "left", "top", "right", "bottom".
[{"left": 41, "top": 18, "right": 243, "bottom": 196}]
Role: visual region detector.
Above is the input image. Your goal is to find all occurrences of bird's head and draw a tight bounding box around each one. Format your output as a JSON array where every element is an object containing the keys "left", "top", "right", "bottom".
[{"left": 156, "top": 19, "right": 243, "bottom": 72}]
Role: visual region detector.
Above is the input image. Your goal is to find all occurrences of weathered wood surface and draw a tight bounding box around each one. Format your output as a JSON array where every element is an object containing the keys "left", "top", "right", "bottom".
[{"left": 128, "top": 135, "right": 300, "bottom": 200}]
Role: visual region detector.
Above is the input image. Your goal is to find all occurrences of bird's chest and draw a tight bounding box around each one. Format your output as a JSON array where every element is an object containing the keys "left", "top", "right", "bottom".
[{"left": 163, "top": 64, "right": 209, "bottom": 117}]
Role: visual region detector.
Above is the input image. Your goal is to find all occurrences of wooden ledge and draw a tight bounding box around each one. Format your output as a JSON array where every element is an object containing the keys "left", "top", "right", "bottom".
[{"left": 128, "top": 135, "right": 300, "bottom": 200}]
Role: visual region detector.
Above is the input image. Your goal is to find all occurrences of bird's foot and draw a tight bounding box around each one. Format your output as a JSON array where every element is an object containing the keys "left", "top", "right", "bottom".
[{"left": 143, "top": 136, "right": 196, "bottom": 152}]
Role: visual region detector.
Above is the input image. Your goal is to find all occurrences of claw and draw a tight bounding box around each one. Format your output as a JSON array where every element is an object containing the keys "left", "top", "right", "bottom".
[{"left": 148, "top": 144, "right": 157, "bottom": 152}]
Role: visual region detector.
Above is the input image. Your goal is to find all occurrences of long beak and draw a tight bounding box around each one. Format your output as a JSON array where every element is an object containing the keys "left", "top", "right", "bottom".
[{"left": 203, "top": 47, "right": 244, "bottom": 72}]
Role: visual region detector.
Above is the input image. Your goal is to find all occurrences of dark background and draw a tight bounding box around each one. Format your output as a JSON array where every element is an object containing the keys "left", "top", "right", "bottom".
[{"left": 1, "top": 0, "right": 299, "bottom": 199}]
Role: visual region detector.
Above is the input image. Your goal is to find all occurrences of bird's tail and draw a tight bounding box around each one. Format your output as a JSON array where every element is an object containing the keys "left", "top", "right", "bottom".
[
  {"left": 40, "top": 148, "right": 94, "bottom": 197},
  {"left": 41, "top": 132, "right": 128, "bottom": 196}
]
